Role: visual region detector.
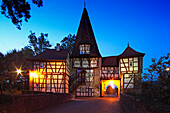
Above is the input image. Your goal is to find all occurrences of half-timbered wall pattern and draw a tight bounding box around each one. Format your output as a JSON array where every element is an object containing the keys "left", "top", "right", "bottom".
[
  {"left": 73, "top": 58, "right": 98, "bottom": 68},
  {"left": 120, "top": 57, "right": 139, "bottom": 74},
  {"left": 85, "top": 70, "right": 94, "bottom": 82},
  {"left": 76, "top": 86, "right": 94, "bottom": 97},
  {"left": 119, "top": 57, "right": 143, "bottom": 90},
  {"left": 123, "top": 74, "right": 136, "bottom": 89},
  {"left": 70, "top": 57, "right": 101, "bottom": 97},
  {"left": 101, "top": 67, "right": 119, "bottom": 80},
  {"left": 31, "top": 61, "right": 69, "bottom": 93}
]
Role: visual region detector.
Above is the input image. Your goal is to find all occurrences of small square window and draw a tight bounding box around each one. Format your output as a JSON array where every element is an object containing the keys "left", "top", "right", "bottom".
[
  {"left": 79, "top": 44, "right": 90, "bottom": 54},
  {"left": 129, "top": 61, "right": 133, "bottom": 67},
  {"left": 108, "top": 70, "right": 111, "bottom": 73},
  {"left": 40, "top": 62, "right": 44, "bottom": 68}
]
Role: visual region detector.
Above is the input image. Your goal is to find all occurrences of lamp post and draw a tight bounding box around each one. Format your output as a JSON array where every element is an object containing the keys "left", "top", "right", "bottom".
[
  {"left": 16, "top": 69, "right": 24, "bottom": 94},
  {"left": 165, "top": 67, "right": 170, "bottom": 90}
]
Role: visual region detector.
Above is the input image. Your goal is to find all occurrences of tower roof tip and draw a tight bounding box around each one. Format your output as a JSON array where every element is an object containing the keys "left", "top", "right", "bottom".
[
  {"left": 84, "top": 0, "right": 86, "bottom": 8},
  {"left": 127, "top": 42, "right": 129, "bottom": 47}
]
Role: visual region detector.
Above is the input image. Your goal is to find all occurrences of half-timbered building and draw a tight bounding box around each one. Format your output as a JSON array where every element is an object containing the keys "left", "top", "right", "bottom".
[
  {"left": 69, "top": 8, "right": 102, "bottom": 97},
  {"left": 28, "top": 7, "right": 145, "bottom": 97},
  {"left": 28, "top": 45, "right": 69, "bottom": 93},
  {"left": 69, "top": 7, "right": 145, "bottom": 97}
]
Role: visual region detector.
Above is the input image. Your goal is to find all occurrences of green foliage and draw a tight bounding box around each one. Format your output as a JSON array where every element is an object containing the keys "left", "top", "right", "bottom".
[
  {"left": 60, "top": 34, "right": 76, "bottom": 53},
  {"left": 0, "top": 0, "right": 43, "bottom": 30},
  {"left": 28, "top": 31, "right": 51, "bottom": 55}
]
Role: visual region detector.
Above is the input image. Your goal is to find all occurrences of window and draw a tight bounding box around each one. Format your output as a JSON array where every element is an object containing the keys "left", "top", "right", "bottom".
[
  {"left": 129, "top": 74, "right": 133, "bottom": 77},
  {"left": 108, "top": 70, "right": 111, "bottom": 73},
  {"left": 40, "top": 62, "right": 44, "bottom": 68},
  {"left": 129, "top": 61, "right": 133, "bottom": 67},
  {"left": 79, "top": 44, "right": 90, "bottom": 54}
]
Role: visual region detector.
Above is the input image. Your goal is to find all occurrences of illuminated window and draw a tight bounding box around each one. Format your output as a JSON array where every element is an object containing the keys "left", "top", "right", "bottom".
[
  {"left": 79, "top": 44, "right": 90, "bottom": 54},
  {"left": 129, "top": 61, "right": 133, "bottom": 67}
]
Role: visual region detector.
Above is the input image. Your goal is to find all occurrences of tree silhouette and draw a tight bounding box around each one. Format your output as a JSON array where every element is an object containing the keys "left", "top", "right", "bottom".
[
  {"left": 28, "top": 31, "right": 51, "bottom": 55},
  {"left": 143, "top": 53, "right": 170, "bottom": 104},
  {"left": 1, "top": 0, "right": 43, "bottom": 30},
  {"left": 60, "top": 34, "right": 76, "bottom": 54}
]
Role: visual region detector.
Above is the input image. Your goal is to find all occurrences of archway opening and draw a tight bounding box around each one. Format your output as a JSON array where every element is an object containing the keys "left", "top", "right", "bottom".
[
  {"left": 105, "top": 84, "right": 118, "bottom": 97},
  {"left": 101, "top": 80, "right": 120, "bottom": 97}
]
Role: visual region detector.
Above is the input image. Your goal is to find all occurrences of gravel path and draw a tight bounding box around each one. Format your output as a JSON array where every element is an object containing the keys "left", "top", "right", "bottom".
[{"left": 33, "top": 97, "right": 124, "bottom": 113}]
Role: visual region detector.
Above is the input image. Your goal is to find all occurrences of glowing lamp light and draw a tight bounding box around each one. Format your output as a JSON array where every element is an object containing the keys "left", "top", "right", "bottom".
[
  {"left": 17, "top": 69, "right": 21, "bottom": 74},
  {"left": 108, "top": 80, "right": 114, "bottom": 84},
  {"left": 166, "top": 68, "right": 170, "bottom": 71}
]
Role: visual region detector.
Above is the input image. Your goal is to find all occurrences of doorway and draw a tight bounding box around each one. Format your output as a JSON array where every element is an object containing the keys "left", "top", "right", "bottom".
[
  {"left": 101, "top": 80, "right": 120, "bottom": 97},
  {"left": 105, "top": 84, "right": 118, "bottom": 97}
]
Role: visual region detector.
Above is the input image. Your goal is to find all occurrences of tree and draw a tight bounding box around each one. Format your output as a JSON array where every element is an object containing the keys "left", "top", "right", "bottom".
[
  {"left": 143, "top": 53, "right": 170, "bottom": 82},
  {"left": 21, "top": 46, "right": 34, "bottom": 57},
  {"left": 0, "top": 52, "right": 5, "bottom": 94},
  {"left": 3, "top": 48, "right": 34, "bottom": 91},
  {"left": 28, "top": 31, "right": 51, "bottom": 55},
  {"left": 1, "top": 0, "right": 43, "bottom": 30},
  {"left": 60, "top": 34, "right": 76, "bottom": 53},
  {"left": 143, "top": 53, "right": 170, "bottom": 104}
]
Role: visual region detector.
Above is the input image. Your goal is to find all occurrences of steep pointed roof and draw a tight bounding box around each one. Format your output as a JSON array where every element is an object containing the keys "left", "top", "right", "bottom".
[
  {"left": 70, "top": 8, "right": 101, "bottom": 57},
  {"left": 119, "top": 45, "right": 145, "bottom": 58}
]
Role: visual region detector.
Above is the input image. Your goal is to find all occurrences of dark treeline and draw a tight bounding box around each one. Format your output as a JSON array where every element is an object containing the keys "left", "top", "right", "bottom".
[
  {"left": 142, "top": 53, "right": 170, "bottom": 105},
  {"left": 0, "top": 32, "right": 75, "bottom": 95},
  {"left": 126, "top": 53, "right": 170, "bottom": 105}
]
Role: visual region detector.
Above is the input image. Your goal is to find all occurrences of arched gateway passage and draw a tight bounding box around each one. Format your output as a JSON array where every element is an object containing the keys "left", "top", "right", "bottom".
[
  {"left": 105, "top": 84, "right": 118, "bottom": 96},
  {"left": 101, "top": 80, "right": 120, "bottom": 97}
]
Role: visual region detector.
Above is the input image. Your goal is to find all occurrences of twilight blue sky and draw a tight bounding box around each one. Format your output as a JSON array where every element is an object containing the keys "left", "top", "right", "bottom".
[{"left": 0, "top": 0, "right": 170, "bottom": 71}]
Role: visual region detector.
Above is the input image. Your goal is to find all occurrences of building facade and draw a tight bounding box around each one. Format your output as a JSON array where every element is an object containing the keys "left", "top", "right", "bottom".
[
  {"left": 28, "top": 46, "right": 70, "bottom": 93},
  {"left": 28, "top": 7, "right": 145, "bottom": 97}
]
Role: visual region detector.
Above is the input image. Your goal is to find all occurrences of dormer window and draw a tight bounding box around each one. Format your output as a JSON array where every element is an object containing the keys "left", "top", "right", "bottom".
[{"left": 79, "top": 44, "right": 90, "bottom": 54}]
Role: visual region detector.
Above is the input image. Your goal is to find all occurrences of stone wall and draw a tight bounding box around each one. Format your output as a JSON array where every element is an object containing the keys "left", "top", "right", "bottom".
[
  {"left": 120, "top": 93, "right": 170, "bottom": 113},
  {"left": 1, "top": 93, "right": 71, "bottom": 113}
]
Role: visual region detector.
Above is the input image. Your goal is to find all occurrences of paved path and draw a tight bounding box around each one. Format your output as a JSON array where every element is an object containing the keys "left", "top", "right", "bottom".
[{"left": 33, "top": 97, "right": 124, "bottom": 113}]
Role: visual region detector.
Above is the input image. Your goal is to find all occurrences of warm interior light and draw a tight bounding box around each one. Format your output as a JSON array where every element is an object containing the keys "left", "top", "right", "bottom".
[
  {"left": 29, "top": 71, "right": 38, "bottom": 78},
  {"left": 101, "top": 80, "right": 120, "bottom": 97}
]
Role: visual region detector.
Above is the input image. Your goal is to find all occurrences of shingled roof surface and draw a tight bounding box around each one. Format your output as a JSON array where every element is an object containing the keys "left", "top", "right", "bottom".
[
  {"left": 102, "top": 56, "right": 118, "bottom": 67},
  {"left": 71, "top": 8, "right": 101, "bottom": 57},
  {"left": 119, "top": 46, "right": 145, "bottom": 58},
  {"left": 28, "top": 49, "right": 69, "bottom": 61}
]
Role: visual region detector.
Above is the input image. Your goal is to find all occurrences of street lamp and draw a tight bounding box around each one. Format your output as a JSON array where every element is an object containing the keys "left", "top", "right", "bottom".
[
  {"left": 165, "top": 67, "right": 170, "bottom": 90},
  {"left": 16, "top": 68, "right": 24, "bottom": 93},
  {"left": 17, "top": 69, "right": 21, "bottom": 75},
  {"left": 166, "top": 68, "right": 170, "bottom": 71}
]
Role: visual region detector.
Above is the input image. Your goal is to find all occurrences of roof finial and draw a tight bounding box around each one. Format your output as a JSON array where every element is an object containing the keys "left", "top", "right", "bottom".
[
  {"left": 84, "top": 0, "right": 86, "bottom": 8},
  {"left": 128, "top": 42, "right": 129, "bottom": 47}
]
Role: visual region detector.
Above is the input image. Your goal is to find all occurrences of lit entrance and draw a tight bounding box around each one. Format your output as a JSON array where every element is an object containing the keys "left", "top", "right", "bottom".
[
  {"left": 105, "top": 84, "right": 118, "bottom": 97},
  {"left": 101, "top": 80, "right": 120, "bottom": 97}
]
